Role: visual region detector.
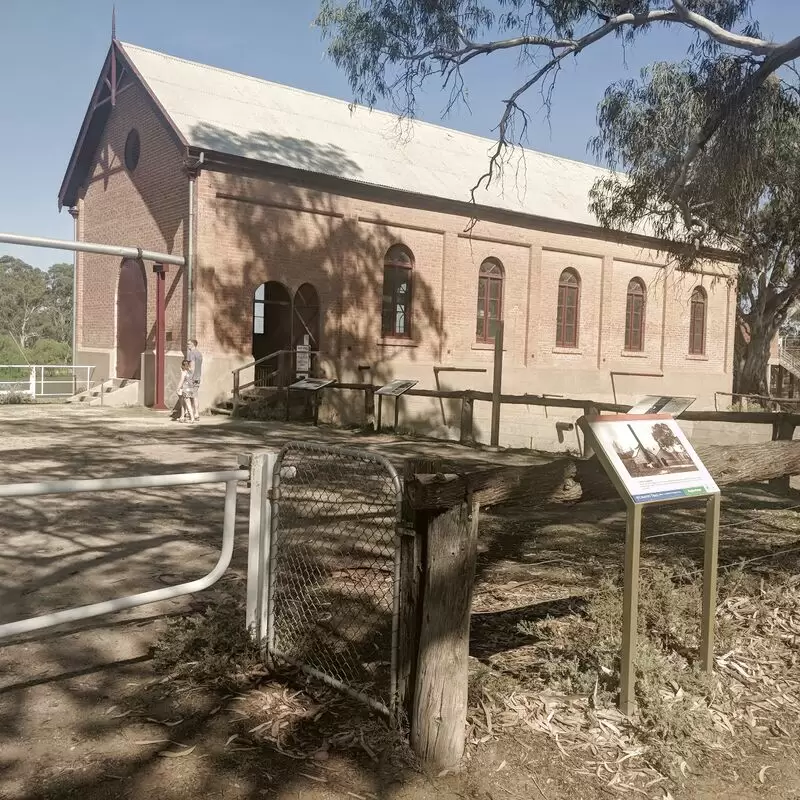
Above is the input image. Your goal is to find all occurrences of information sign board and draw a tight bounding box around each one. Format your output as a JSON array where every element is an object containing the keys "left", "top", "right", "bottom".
[
  {"left": 583, "top": 413, "right": 718, "bottom": 505},
  {"left": 296, "top": 344, "right": 311, "bottom": 377},
  {"left": 376, "top": 379, "right": 418, "bottom": 397},
  {"left": 627, "top": 395, "right": 696, "bottom": 417},
  {"left": 289, "top": 377, "right": 334, "bottom": 392}
]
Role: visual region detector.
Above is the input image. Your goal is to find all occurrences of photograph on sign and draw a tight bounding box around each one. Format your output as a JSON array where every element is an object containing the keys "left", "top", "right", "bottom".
[
  {"left": 290, "top": 377, "right": 334, "bottom": 392},
  {"left": 627, "top": 395, "right": 696, "bottom": 417},
  {"left": 586, "top": 414, "right": 718, "bottom": 504},
  {"left": 376, "top": 379, "right": 419, "bottom": 397}
]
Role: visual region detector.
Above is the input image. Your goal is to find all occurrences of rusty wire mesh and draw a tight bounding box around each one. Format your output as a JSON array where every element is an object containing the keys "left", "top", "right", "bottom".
[{"left": 268, "top": 443, "right": 402, "bottom": 712}]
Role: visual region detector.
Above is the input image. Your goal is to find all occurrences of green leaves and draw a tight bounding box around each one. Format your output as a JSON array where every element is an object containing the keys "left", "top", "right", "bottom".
[{"left": 0, "top": 256, "right": 72, "bottom": 359}]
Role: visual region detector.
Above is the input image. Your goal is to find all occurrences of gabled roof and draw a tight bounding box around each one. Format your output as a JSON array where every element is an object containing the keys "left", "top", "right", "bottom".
[{"left": 63, "top": 39, "right": 615, "bottom": 229}]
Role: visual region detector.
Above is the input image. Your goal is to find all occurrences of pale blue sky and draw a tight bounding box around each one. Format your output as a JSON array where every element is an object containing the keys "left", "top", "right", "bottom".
[{"left": 0, "top": 0, "right": 794, "bottom": 268}]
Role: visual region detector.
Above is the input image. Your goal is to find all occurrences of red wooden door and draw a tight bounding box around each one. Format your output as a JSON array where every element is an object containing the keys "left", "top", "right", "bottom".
[{"left": 116, "top": 259, "right": 147, "bottom": 380}]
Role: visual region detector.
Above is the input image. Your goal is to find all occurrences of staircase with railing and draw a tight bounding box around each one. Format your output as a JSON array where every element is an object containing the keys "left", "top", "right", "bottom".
[{"left": 221, "top": 349, "right": 321, "bottom": 417}]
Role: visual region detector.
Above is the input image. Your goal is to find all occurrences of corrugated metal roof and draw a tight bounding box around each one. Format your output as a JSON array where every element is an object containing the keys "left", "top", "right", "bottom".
[{"left": 120, "top": 41, "right": 615, "bottom": 229}]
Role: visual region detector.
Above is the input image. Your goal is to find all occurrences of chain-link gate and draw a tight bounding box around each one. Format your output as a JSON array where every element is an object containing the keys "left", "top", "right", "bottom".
[{"left": 266, "top": 443, "right": 403, "bottom": 714}]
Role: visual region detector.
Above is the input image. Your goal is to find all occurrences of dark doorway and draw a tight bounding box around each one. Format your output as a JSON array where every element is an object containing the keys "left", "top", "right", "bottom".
[
  {"left": 253, "top": 281, "right": 292, "bottom": 384},
  {"left": 116, "top": 259, "right": 147, "bottom": 380}
]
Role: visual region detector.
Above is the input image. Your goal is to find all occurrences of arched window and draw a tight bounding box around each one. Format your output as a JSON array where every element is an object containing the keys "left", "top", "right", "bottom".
[
  {"left": 689, "top": 286, "right": 707, "bottom": 355},
  {"left": 476, "top": 259, "right": 504, "bottom": 342},
  {"left": 382, "top": 245, "right": 413, "bottom": 337},
  {"left": 624, "top": 278, "right": 646, "bottom": 352},
  {"left": 556, "top": 269, "right": 580, "bottom": 348},
  {"left": 253, "top": 283, "right": 265, "bottom": 334}
]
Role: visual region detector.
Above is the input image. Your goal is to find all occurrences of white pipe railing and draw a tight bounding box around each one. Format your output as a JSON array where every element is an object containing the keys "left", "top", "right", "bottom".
[
  {"left": 0, "top": 365, "right": 95, "bottom": 399},
  {"left": 0, "top": 468, "right": 249, "bottom": 640}
]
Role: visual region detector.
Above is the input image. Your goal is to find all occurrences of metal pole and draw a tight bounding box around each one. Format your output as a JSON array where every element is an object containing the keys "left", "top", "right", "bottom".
[
  {"left": 377, "top": 394, "right": 383, "bottom": 432},
  {"left": 0, "top": 232, "right": 185, "bottom": 266},
  {"left": 700, "top": 492, "right": 721, "bottom": 672},
  {"left": 69, "top": 208, "right": 79, "bottom": 384},
  {"left": 490, "top": 321, "right": 504, "bottom": 446},
  {"left": 152, "top": 263, "right": 169, "bottom": 410},
  {"left": 620, "top": 502, "right": 643, "bottom": 717},
  {"left": 187, "top": 175, "right": 195, "bottom": 343},
  {"left": 244, "top": 451, "right": 278, "bottom": 645}
]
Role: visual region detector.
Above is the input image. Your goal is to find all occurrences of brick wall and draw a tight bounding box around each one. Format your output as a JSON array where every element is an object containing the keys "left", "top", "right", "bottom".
[
  {"left": 75, "top": 73, "right": 188, "bottom": 387},
  {"left": 195, "top": 167, "right": 736, "bottom": 444}
]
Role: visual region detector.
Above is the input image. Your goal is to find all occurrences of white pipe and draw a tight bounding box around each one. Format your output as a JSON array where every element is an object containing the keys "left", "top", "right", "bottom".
[
  {"left": 186, "top": 152, "right": 203, "bottom": 343},
  {"left": 0, "top": 468, "right": 249, "bottom": 499},
  {"left": 187, "top": 176, "right": 195, "bottom": 342},
  {"left": 0, "top": 479, "right": 240, "bottom": 640},
  {"left": 70, "top": 209, "right": 79, "bottom": 370},
  {"left": 0, "top": 232, "right": 185, "bottom": 267}
]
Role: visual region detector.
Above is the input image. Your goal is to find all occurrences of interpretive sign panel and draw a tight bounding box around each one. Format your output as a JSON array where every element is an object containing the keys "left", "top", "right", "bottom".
[
  {"left": 583, "top": 413, "right": 718, "bottom": 505},
  {"left": 627, "top": 395, "right": 696, "bottom": 416},
  {"left": 376, "top": 379, "right": 418, "bottom": 397},
  {"left": 290, "top": 377, "right": 334, "bottom": 392}
]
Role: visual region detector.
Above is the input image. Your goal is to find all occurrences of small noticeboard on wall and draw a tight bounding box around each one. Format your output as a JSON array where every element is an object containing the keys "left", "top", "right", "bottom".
[{"left": 583, "top": 413, "right": 717, "bottom": 505}]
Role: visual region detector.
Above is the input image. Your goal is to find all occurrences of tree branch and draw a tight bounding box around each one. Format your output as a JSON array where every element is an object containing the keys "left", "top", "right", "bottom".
[{"left": 670, "top": 0, "right": 776, "bottom": 55}]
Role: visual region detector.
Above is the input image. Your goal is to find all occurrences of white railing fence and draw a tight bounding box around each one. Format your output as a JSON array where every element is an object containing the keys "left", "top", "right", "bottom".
[{"left": 0, "top": 365, "right": 94, "bottom": 400}]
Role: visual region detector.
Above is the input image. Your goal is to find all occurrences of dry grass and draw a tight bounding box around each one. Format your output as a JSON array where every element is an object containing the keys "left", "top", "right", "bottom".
[
  {"left": 152, "top": 584, "right": 264, "bottom": 690},
  {"left": 468, "top": 567, "right": 800, "bottom": 794}
]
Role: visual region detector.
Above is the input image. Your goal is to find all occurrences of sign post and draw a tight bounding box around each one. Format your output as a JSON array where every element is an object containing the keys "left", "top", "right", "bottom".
[
  {"left": 578, "top": 413, "right": 720, "bottom": 717},
  {"left": 376, "top": 379, "right": 418, "bottom": 433},
  {"left": 288, "top": 377, "right": 335, "bottom": 425}
]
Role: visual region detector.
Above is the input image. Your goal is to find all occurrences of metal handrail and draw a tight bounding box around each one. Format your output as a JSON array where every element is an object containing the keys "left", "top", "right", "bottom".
[
  {"left": 230, "top": 349, "right": 289, "bottom": 377},
  {"left": 0, "top": 468, "right": 249, "bottom": 640},
  {"left": 231, "top": 349, "right": 322, "bottom": 409}
]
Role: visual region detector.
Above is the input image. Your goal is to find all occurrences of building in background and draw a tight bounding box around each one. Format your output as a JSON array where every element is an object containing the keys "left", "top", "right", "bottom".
[{"left": 61, "top": 38, "right": 737, "bottom": 449}]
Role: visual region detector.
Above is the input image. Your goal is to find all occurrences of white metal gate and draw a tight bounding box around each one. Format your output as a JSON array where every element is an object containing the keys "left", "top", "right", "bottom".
[{"left": 0, "top": 467, "right": 249, "bottom": 641}]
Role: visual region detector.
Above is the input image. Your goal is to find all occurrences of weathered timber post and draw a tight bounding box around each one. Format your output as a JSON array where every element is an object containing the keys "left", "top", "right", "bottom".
[
  {"left": 397, "top": 459, "right": 442, "bottom": 720},
  {"left": 581, "top": 404, "right": 600, "bottom": 459},
  {"left": 770, "top": 413, "right": 796, "bottom": 491},
  {"left": 490, "top": 322, "right": 504, "bottom": 447},
  {"left": 408, "top": 475, "right": 479, "bottom": 772},
  {"left": 365, "top": 385, "right": 376, "bottom": 430},
  {"left": 460, "top": 394, "right": 474, "bottom": 445}
]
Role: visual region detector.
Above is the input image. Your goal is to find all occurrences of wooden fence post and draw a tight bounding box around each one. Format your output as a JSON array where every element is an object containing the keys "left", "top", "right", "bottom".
[
  {"left": 770, "top": 413, "right": 796, "bottom": 491},
  {"left": 409, "top": 486, "right": 479, "bottom": 772},
  {"left": 460, "top": 394, "right": 474, "bottom": 446},
  {"left": 490, "top": 322, "right": 504, "bottom": 447},
  {"left": 581, "top": 404, "right": 599, "bottom": 459},
  {"left": 365, "top": 385, "right": 376, "bottom": 430},
  {"left": 397, "top": 460, "right": 438, "bottom": 721}
]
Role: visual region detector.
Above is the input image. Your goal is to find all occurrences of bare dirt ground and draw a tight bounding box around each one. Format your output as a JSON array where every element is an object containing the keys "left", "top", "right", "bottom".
[{"left": 0, "top": 406, "right": 798, "bottom": 800}]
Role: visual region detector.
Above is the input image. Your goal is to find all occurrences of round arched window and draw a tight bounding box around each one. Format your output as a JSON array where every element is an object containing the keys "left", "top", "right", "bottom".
[{"left": 124, "top": 129, "right": 141, "bottom": 172}]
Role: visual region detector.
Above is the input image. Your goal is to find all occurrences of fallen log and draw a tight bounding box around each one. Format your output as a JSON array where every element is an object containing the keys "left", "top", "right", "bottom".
[{"left": 405, "top": 441, "right": 800, "bottom": 510}]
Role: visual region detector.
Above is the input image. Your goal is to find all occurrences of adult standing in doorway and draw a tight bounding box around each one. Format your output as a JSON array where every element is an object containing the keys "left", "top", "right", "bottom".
[{"left": 187, "top": 339, "right": 203, "bottom": 422}]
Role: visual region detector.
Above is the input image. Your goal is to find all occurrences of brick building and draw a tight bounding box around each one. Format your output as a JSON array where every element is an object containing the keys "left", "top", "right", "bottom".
[{"left": 61, "top": 40, "right": 737, "bottom": 449}]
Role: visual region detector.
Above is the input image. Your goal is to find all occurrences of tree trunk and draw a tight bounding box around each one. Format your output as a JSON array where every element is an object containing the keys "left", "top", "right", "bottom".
[{"left": 735, "top": 313, "right": 781, "bottom": 397}]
